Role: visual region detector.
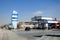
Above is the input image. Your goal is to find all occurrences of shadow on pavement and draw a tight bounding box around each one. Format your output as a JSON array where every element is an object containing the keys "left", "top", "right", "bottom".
[
  {"left": 33, "top": 34, "right": 60, "bottom": 37},
  {"left": 45, "top": 34, "right": 60, "bottom": 37}
]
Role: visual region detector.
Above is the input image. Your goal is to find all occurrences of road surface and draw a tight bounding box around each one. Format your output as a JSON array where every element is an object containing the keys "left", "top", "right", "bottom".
[
  {"left": 14, "top": 29, "right": 60, "bottom": 40},
  {"left": 0, "top": 29, "right": 60, "bottom": 40},
  {"left": 0, "top": 29, "right": 28, "bottom": 40}
]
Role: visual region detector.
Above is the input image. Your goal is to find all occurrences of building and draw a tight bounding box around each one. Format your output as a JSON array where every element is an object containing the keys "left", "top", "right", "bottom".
[
  {"left": 31, "top": 16, "right": 58, "bottom": 29},
  {"left": 17, "top": 22, "right": 34, "bottom": 29}
]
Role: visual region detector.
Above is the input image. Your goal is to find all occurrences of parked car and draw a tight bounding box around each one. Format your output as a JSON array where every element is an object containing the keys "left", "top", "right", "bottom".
[{"left": 25, "top": 27, "right": 31, "bottom": 31}]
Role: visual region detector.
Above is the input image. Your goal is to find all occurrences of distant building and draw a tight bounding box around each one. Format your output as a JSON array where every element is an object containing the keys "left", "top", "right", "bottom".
[
  {"left": 31, "top": 16, "right": 58, "bottom": 29},
  {"left": 17, "top": 22, "right": 34, "bottom": 29}
]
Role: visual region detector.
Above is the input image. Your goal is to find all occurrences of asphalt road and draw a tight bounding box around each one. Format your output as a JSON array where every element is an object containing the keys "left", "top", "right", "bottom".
[
  {"left": 0, "top": 29, "right": 28, "bottom": 40},
  {"left": 14, "top": 29, "right": 60, "bottom": 40}
]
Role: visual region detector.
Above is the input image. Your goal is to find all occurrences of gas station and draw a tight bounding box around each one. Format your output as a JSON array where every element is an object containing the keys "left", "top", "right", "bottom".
[{"left": 31, "top": 16, "right": 59, "bottom": 29}]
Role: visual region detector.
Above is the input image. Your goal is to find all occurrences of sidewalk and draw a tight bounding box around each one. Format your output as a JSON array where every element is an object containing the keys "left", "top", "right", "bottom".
[{"left": 0, "top": 29, "right": 28, "bottom": 40}]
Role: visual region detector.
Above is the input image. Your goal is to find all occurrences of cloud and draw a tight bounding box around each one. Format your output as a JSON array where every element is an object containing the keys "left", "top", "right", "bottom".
[{"left": 33, "top": 11, "right": 43, "bottom": 16}]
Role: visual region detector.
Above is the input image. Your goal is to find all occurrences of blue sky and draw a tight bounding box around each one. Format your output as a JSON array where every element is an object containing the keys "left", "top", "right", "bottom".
[{"left": 0, "top": 0, "right": 60, "bottom": 25}]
